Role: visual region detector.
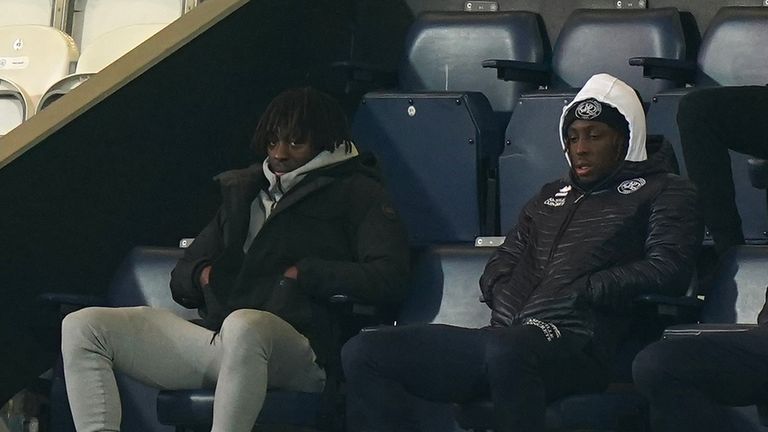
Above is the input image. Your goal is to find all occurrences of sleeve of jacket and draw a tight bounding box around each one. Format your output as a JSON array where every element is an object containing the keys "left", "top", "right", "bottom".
[
  {"left": 586, "top": 175, "right": 703, "bottom": 306},
  {"left": 294, "top": 178, "right": 410, "bottom": 305},
  {"left": 169, "top": 207, "right": 226, "bottom": 309},
  {"left": 479, "top": 195, "right": 536, "bottom": 308}
]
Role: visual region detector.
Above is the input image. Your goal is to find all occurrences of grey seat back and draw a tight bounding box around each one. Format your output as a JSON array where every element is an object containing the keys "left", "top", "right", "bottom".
[
  {"left": 696, "top": 7, "right": 768, "bottom": 87},
  {"left": 551, "top": 8, "right": 687, "bottom": 101},
  {"left": 397, "top": 244, "right": 493, "bottom": 328},
  {"left": 400, "top": 11, "right": 547, "bottom": 120}
]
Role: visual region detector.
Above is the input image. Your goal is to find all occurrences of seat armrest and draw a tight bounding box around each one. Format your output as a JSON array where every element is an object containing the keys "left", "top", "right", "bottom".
[
  {"left": 38, "top": 292, "right": 106, "bottom": 308},
  {"left": 628, "top": 57, "right": 696, "bottom": 83},
  {"left": 634, "top": 293, "right": 703, "bottom": 319},
  {"left": 748, "top": 158, "right": 768, "bottom": 189},
  {"left": 328, "top": 294, "right": 380, "bottom": 317},
  {"left": 482, "top": 59, "right": 549, "bottom": 85},
  {"left": 663, "top": 323, "right": 759, "bottom": 339},
  {"left": 359, "top": 324, "right": 392, "bottom": 333},
  {"left": 38, "top": 292, "right": 107, "bottom": 318}
]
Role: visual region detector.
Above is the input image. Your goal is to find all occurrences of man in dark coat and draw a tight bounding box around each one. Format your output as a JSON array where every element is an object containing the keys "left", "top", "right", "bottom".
[
  {"left": 342, "top": 73, "right": 702, "bottom": 432},
  {"left": 60, "top": 87, "right": 410, "bottom": 432}
]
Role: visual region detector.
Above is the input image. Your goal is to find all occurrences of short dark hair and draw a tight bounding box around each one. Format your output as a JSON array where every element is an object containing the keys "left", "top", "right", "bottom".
[{"left": 251, "top": 87, "right": 353, "bottom": 158}]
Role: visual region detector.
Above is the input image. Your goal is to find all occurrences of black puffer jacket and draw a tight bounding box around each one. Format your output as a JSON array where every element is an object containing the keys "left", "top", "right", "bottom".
[
  {"left": 480, "top": 137, "right": 702, "bottom": 363},
  {"left": 169, "top": 153, "right": 410, "bottom": 366}
]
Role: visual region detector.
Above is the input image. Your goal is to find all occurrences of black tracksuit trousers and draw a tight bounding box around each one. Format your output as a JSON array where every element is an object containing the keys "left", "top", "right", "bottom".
[
  {"left": 677, "top": 86, "right": 768, "bottom": 254},
  {"left": 342, "top": 323, "right": 606, "bottom": 432},
  {"left": 633, "top": 326, "right": 768, "bottom": 432}
]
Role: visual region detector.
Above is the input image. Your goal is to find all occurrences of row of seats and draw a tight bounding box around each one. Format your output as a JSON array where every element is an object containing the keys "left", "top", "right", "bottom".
[
  {"left": 0, "top": 0, "right": 192, "bottom": 49},
  {"left": 351, "top": 6, "right": 768, "bottom": 245},
  {"left": 0, "top": 23, "right": 170, "bottom": 135},
  {"left": 0, "top": 0, "right": 192, "bottom": 136},
  {"left": 46, "top": 242, "right": 768, "bottom": 431}
]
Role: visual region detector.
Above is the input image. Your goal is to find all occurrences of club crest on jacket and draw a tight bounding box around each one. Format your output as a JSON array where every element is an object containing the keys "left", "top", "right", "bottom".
[{"left": 617, "top": 178, "right": 646, "bottom": 194}]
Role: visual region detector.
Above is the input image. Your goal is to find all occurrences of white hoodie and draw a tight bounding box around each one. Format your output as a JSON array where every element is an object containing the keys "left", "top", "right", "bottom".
[
  {"left": 242, "top": 143, "right": 359, "bottom": 252},
  {"left": 558, "top": 73, "right": 647, "bottom": 166}
]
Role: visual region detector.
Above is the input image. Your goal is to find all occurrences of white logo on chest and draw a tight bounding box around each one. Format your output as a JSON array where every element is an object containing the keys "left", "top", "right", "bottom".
[
  {"left": 545, "top": 185, "right": 571, "bottom": 206},
  {"left": 617, "top": 178, "right": 646, "bottom": 194}
]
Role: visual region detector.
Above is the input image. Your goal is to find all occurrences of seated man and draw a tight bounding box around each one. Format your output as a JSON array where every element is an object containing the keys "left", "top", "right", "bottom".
[
  {"left": 677, "top": 86, "right": 768, "bottom": 255},
  {"left": 634, "top": 291, "right": 768, "bottom": 432},
  {"left": 342, "top": 73, "right": 702, "bottom": 432},
  {"left": 60, "top": 87, "right": 410, "bottom": 432}
]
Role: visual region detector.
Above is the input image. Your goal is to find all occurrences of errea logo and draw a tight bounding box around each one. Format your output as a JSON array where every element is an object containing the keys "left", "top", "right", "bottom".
[
  {"left": 617, "top": 178, "right": 646, "bottom": 194},
  {"left": 545, "top": 185, "right": 571, "bottom": 207}
]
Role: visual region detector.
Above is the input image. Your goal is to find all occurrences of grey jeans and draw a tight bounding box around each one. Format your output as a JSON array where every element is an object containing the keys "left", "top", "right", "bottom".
[{"left": 61, "top": 306, "right": 326, "bottom": 432}]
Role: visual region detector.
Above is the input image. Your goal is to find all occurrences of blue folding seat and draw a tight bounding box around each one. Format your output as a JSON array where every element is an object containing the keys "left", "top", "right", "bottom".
[
  {"left": 352, "top": 11, "right": 547, "bottom": 244},
  {"left": 641, "top": 7, "right": 768, "bottom": 243},
  {"left": 398, "top": 11, "right": 548, "bottom": 124},
  {"left": 353, "top": 92, "right": 500, "bottom": 244},
  {"left": 492, "top": 7, "right": 690, "bottom": 233},
  {"left": 47, "top": 247, "right": 194, "bottom": 432},
  {"left": 47, "top": 246, "right": 355, "bottom": 432}
]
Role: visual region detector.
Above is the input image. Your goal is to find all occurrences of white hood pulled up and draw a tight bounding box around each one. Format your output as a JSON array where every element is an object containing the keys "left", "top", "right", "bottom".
[{"left": 558, "top": 73, "right": 647, "bottom": 166}]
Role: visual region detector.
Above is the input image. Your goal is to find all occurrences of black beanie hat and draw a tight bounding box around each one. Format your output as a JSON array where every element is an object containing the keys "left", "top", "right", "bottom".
[{"left": 562, "top": 98, "right": 630, "bottom": 140}]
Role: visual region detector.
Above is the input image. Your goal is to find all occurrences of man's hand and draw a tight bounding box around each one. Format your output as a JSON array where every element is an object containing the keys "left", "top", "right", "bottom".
[
  {"left": 199, "top": 265, "right": 212, "bottom": 287},
  {"left": 283, "top": 266, "right": 298, "bottom": 280}
]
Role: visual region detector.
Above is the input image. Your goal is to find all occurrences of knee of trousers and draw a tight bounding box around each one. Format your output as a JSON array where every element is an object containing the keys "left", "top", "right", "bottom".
[
  {"left": 219, "top": 309, "right": 285, "bottom": 353},
  {"left": 677, "top": 90, "right": 718, "bottom": 126},
  {"left": 61, "top": 307, "right": 115, "bottom": 360},
  {"left": 483, "top": 332, "right": 537, "bottom": 376},
  {"left": 341, "top": 332, "right": 380, "bottom": 380},
  {"left": 632, "top": 341, "right": 686, "bottom": 394}
]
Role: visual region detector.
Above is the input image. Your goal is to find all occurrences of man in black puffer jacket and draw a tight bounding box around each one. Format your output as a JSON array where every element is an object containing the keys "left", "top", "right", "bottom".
[
  {"left": 60, "top": 88, "right": 410, "bottom": 432},
  {"left": 342, "top": 73, "right": 702, "bottom": 432}
]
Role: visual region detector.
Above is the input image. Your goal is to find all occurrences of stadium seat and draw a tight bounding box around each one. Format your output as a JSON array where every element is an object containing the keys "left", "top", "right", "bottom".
[
  {"left": 665, "top": 245, "right": 768, "bottom": 332},
  {"left": 352, "top": 10, "right": 548, "bottom": 243},
  {"left": 642, "top": 6, "right": 768, "bottom": 244},
  {"left": 493, "top": 8, "right": 690, "bottom": 233},
  {"left": 0, "top": 25, "right": 79, "bottom": 116},
  {"left": 0, "top": 78, "right": 29, "bottom": 136},
  {"left": 74, "top": 0, "right": 185, "bottom": 52},
  {"left": 37, "top": 23, "right": 168, "bottom": 112},
  {"left": 661, "top": 245, "right": 768, "bottom": 428},
  {"left": 398, "top": 11, "right": 548, "bottom": 124},
  {"left": 0, "top": 0, "right": 53, "bottom": 26},
  {"left": 352, "top": 92, "right": 500, "bottom": 244},
  {"left": 46, "top": 246, "right": 363, "bottom": 432},
  {"left": 395, "top": 243, "right": 494, "bottom": 328}
]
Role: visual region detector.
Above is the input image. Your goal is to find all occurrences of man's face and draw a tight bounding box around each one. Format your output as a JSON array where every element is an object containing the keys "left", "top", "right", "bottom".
[
  {"left": 267, "top": 139, "right": 320, "bottom": 177},
  {"left": 566, "top": 119, "right": 626, "bottom": 184}
]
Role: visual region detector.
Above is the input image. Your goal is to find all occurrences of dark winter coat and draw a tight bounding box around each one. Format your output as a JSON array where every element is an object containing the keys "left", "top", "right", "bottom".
[
  {"left": 480, "top": 137, "right": 702, "bottom": 364},
  {"left": 169, "top": 153, "right": 410, "bottom": 366}
]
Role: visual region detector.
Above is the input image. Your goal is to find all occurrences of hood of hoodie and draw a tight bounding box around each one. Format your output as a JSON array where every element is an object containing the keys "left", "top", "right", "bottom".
[
  {"left": 213, "top": 144, "right": 381, "bottom": 193},
  {"left": 261, "top": 142, "right": 360, "bottom": 199},
  {"left": 559, "top": 73, "right": 647, "bottom": 166}
]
